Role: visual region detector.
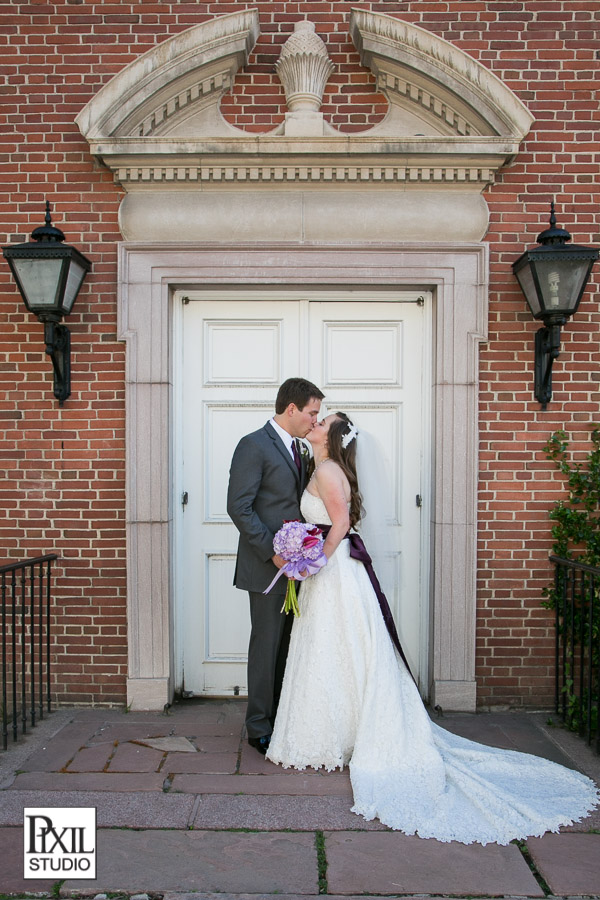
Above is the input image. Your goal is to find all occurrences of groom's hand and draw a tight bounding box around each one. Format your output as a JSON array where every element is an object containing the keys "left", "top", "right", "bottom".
[{"left": 272, "top": 554, "right": 286, "bottom": 569}]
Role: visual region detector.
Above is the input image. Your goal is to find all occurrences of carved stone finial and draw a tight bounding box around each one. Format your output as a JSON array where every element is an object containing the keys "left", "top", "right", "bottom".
[{"left": 275, "top": 21, "right": 335, "bottom": 135}]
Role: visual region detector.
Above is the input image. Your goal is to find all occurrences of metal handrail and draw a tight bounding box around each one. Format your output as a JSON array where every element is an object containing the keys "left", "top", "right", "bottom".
[
  {"left": 549, "top": 555, "right": 600, "bottom": 576},
  {"left": 550, "top": 555, "right": 599, "bottom": 754},
  {"left": 1, "top": 554, "right": 58, "bottom": 750}
]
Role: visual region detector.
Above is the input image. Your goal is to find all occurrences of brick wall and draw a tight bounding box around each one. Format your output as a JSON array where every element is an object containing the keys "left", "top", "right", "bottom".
[{"left": 1, "top": 1, "right": 598, "bottom": 708}]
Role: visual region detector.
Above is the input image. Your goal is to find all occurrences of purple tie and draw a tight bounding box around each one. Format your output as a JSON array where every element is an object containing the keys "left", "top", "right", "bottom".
[{"left": 292, "top": 439, "right": 301, "bottom": 473}]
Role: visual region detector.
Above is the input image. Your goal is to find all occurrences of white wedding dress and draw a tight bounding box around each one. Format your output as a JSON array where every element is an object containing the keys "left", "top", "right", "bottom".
[{"left": 267, "top": 491, "right": 599, "bottom": 845}]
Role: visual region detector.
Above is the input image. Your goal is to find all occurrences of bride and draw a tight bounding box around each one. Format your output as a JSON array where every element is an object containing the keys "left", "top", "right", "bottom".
[{"left": 266, "top": 411, "right": 599, "bottom": 845}]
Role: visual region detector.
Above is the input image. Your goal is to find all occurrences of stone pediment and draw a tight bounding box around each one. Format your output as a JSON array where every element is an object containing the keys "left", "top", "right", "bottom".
[
  {"left": 76, "top": 8, "right": 533, "bottom": 192},
  {"left": 75, "top": 8, "right": 534, "bottom": 242},
  {"left": 350, "top": 9, "right": 532, "bottom": 140},
  {"left": 76, "top": 10, "right": 260, "bottom": 141}
]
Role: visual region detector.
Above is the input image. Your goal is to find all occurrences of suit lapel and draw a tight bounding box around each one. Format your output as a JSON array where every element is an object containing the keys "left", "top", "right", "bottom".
[{"left": 264, "top": 422, "right": 300, "bottom": 482}]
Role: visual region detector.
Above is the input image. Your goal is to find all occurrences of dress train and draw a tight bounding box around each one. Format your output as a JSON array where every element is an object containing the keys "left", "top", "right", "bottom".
[{"left": 266, "top": 492, "right": 599, "bottom": 845}]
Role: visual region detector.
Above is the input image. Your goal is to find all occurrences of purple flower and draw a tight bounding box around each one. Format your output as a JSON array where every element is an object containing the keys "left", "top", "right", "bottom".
[{"left": 273, "top": 520, "right": 310, "bottom": 561}]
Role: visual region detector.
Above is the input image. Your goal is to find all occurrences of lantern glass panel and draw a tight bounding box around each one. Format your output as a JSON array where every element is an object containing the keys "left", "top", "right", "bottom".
[
  {"left": 63, "top": 259, "right": 87, "bottom": 314},
  {"left": 533, "top": 256, "right": 593, "bottom": 317},
  {"left": 514, "top": 261, "right": 541, "bottom": 317},
  {"left": 11, "top": 257, "right": 64, "bottom": 310}
]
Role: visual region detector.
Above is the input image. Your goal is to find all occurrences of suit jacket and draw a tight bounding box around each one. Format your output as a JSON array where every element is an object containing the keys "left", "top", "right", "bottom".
[{"left": 227, "top": 422, "right": 308, "bottom": 593}]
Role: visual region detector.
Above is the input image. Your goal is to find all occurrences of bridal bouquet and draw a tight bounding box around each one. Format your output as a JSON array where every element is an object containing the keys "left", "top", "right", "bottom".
[{"left": 263, "top": 520, "right": 327, "bottom": 616}]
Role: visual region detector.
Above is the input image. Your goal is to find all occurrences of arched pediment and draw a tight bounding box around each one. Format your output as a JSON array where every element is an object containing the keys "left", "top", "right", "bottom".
[
  {"left": 350, "top": 9, "right": 533, "bottom": 140},
  {"left": 75, "top": 9, "right": 260, "bottom": 140},
  {"left": 75, "top": 9, "right": 534, "bottom": 243}
]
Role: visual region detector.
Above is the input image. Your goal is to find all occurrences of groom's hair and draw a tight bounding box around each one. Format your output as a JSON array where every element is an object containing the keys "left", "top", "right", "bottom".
[{"left": 275, "top": 378, "right": 324, "bottom": 413}]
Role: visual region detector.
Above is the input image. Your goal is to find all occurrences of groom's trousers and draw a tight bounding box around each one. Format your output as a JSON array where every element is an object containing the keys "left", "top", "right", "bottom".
[{"left": 246, "top": 589, "right": 293, "bottom": 739}]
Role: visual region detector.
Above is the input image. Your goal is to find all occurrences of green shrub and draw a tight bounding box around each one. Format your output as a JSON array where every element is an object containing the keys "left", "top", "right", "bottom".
[
  {"left": 543, "top": 426, "right": 600, "bottom": 737},
  {"left": 543, "top": 426, "right": 600, "bottom": 567}
]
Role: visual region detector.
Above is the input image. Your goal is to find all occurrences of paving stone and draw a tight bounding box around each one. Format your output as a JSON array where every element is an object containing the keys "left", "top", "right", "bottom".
[
  {"left": 194, "top": 733, "right": 243, "bottom": 753},
  {"left": 67, "top": 743, "right": 115, "bottom": 772},
  {"left": 17, "top": 723, "right": 98, "bottom": 772},
  {"left": 0, "top": 711, "right": 77, "bottom": 788},
  {"left": 438, "top": 712, "right": 579, "bottom": 770},
  {"left": 87, "top": 722, "right": 179, "bottom": 744},
  {"left": 325, "top": 831, "right": 544, "bottom": 896},
  {"left": 160, "top": 896, "right": 497, "bottom": 900},
  {"left": 108, "top": 742, "right": 165, "bottom": 772},
  {"left": 0, "top": 790, "right": 195, "bottom": 828},
  {"left": 85, "top": 711, "right": 176, "bottom": 725},
  {"left": 180, "top": 723, "right": 244, "bottom": 737},
  {"left": 536, "top": 717, "right": 600, "bottom": 786},
  {"left": 0, "top": 827, "right": 55, "bottom": 893},
  {"left": 140, "top": 736, "right": 197, "bottom": 752},
  {"left": 9, "top": 771, "right": 166, "bottom": 791},
  {"left": 171, "top": 772, "right": 353, "bottom": 797},
  {"left": 163, "top": 752, "right": 238, "bottom": 774},
  {"left": 527, "top": 832, "right": 600, "bottom": 895},
  {"left": 164, "top": 700, "right": 246, "bottom": 724},
  {"left": 191, "top": 794, "right": 387, "bottom": 831},
  {"left": 160, "top": 895, "right": 318, "bottom": 900},
  {"left": 63, "top": 829, "right": 318, "bottom": 894}
]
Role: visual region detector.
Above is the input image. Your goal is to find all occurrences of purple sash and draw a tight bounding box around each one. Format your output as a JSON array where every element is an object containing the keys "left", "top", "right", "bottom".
[{"left": 316, "top": 525, "right": 416, "bottom": 684}]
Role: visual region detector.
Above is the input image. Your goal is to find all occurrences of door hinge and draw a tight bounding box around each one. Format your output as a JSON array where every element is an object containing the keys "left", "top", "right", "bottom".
[
  {"left": 415, "top": 494, "right": 423, "bottom": 508},
  {"left": 182, "top": 491, "right": 189, "bottom": 509}
]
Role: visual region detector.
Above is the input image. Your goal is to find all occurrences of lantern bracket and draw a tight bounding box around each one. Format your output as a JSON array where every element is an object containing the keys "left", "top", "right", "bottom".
[
  {"left": 43, "top": 320, "right": 71, "bottom": 406},
  {"left": 535, "top": 323, "right": 562, "bottom": 411}
]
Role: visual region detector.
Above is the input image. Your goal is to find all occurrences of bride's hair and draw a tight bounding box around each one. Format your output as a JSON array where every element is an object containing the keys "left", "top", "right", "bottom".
[{"left": 327, "top": 412, "right": 363, "bottom": 528}]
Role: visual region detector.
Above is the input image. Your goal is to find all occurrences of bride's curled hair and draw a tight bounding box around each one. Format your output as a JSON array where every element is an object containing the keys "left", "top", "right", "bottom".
[{"left": 327, "top": 412, "right": 363, "bottom": 528}]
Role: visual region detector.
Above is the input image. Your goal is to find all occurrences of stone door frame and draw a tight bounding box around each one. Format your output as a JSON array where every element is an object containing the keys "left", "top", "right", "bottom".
[{"left": 118, "top": 240, "right": 488, "bottom": 712}]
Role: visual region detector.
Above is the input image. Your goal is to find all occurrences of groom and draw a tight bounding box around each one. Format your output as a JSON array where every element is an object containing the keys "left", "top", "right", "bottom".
[{"left": 227, "top": 378, "right": 324, "bottom": 754}]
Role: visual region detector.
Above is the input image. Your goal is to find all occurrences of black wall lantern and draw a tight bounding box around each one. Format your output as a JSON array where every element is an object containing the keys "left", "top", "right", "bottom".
[
  {"left": 2, "top": 202, "right": 91, "bottom": 406},
  {"left": 512, "top": 202, "right": 599, "bottom": 410}
]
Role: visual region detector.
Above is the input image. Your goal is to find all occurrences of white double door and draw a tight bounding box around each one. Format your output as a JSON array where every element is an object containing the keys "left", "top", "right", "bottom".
[{"left": 175, "top": 290, "right": 430, "bottom": 697}]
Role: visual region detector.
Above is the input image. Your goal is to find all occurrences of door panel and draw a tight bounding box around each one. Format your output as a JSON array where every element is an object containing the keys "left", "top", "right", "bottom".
[
  {"left": 179, "top": 298, "right": 301, "bottom": 695},
  {"left": 176, "top": 292, "right": 428, "bottom": 696},
  {"left": 308, "top": 302, "right": 424, "bottom": 679}
]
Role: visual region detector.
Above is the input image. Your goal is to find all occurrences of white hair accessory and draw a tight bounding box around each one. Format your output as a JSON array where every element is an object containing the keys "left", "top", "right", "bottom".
[{"left": 341, "top": 423, "right": 358, "bottom": 449}]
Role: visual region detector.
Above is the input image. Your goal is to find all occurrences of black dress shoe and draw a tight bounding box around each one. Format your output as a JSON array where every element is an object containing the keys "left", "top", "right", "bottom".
[{"left": 248, "top": 734, "right": 271, "bottom": 755}]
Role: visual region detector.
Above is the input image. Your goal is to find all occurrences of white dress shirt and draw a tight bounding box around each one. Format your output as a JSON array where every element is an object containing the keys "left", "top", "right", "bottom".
[{"left": 270, "top": 417, "right": 297, "bottom": 461}]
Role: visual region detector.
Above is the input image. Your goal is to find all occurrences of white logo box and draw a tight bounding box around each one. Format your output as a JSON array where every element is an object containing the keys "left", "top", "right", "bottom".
[{"left": 24, "top": 808, "right": 97, "bottom": 879}]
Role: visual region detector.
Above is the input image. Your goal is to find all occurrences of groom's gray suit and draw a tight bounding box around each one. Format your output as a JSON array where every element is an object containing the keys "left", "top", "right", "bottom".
[{"left": 227, "top": 422, "right": 308, "bottom": 739}]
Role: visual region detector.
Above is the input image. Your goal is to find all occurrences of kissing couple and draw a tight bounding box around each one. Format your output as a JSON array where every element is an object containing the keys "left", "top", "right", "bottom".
[{"left": 227, "top": 377, "right": 598, "bottom": 844}]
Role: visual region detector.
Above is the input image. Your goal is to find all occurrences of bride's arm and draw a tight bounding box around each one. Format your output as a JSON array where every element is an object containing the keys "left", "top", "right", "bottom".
[{"left": 314, "top": 463, "right": 350, "bottom": 559}]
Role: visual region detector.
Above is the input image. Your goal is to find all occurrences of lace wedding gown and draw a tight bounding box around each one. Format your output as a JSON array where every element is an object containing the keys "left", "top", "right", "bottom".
[{"left": 266, "top": 491, "right": 599, "bottom": 845}]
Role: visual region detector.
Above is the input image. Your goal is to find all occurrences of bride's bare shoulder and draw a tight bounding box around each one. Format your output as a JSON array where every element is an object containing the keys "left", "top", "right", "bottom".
[
  {"left": 314, "top": 458, "right": 343, "bottom": 479},
  {"left": 315, "top": 459, "right": 351, "bottom": 495}
]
